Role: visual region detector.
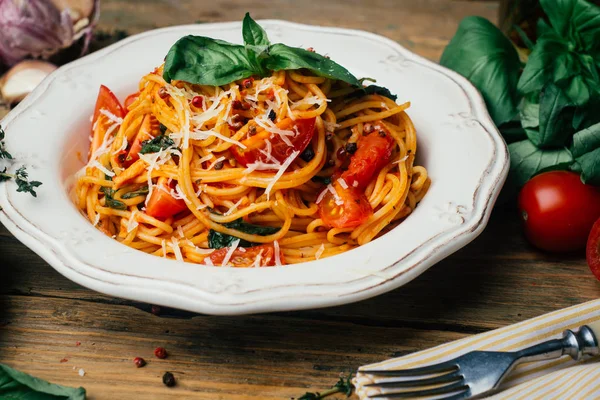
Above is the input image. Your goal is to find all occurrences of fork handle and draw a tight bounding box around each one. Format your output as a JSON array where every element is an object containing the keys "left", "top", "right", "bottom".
[{"left": 514, "top": 320, "right": 600, "bottom": 364}]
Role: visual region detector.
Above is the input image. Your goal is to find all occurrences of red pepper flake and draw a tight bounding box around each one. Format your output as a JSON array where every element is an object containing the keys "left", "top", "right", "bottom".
[
  {"left": 242, "top": 77, "right": 254, "bottom": 89},
  {"left": 60, "top": 358, "right": 69, "bottom": 363},
  {"left": 232, "top": 100, "right": 250, "bottom": 110},
  {"left": 191, "top": 95, "right": 204, "bottom": 108},
  {"left": 154, "top": 347, "right": 168, "bottom": 359},
  {"left": 75, "top": 342, "right": 81, "bottom": 347},
  {"left": 133, "top": 357, "right": 146, "bottom": 368}
]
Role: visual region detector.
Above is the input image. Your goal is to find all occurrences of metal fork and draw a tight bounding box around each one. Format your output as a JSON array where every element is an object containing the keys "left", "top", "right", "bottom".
[{"left": 359, "top": 321, "right": 600, "bottom": 399}]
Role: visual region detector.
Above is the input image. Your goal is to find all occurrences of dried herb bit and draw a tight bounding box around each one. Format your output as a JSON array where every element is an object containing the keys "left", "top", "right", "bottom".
[
  {"left": 159, "top": 123, "right": 168, "bottom": 135},
  {"left": 139, "top": 135, "right": 175, "bottom": 154},
  {"left": 13, "top": 167, "right": 42, "bottom": 197},
  {"left": 162, "top": 371, "right": 176, "bottom": 387},
  {"left": 0, "top": 126, "right": 13, "bottom": 159},
  {"left": 101, "top": 186, "right": 126, "bottom": 210},
  {"left": 298, "top": 374, "right": 354, "bottom": 399},
  {"left": 121, "top": 186, "right": 150, "bottom": 199}
]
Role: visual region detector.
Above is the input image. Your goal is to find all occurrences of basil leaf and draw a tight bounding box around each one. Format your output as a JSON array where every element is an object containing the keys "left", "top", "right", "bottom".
[
  {"left": 163, "top": 36, "right": 259, "bottom": 86},
  {"left": 361, "top": 85, "right": 398, "bottom": 101},
  {"left": 264, "top": 43, "right": 360, "bottom": 86},
  {"left": 508, "top": 139, "right": 573, "bottom": 187},
  {"left": 540, "top": 0, "right": 600, "bottom": 54},
  {"left": 533, "top": 83, "right": 574, "bottom": 147},
  {"left": 101, "top": 186, "right": 127, "bottom": 210},
  {"left": 121, "top": 186, "right": 150, "bottom": 199},
  {"left": 571, "top": 121, "right": 600, "bottom": 158},
  {"left": 139, "top": 135, "right": 175, "bottom": 154},
  {"left": 242, "top": 12, "right": 270, "bottom": 48},
  {"left": 571, "top": 147, "right": 600, "bottom": 185},
  {"left": 440, "top": 16, "right": 521, "bottom": 125},
  {"left": 0, "top": 363, "right": 86, "bottom": 399},
  {"left": 572, "top": 99, "right": 600, "bottom": 130},
  {"left": 520, "top": 98, "right": 540, "bottom": 129},
  {"left": 517, "top": 34, "right": 571, "bottom": 95},
  {"left": 208, "top": 219, "right": 280, "bottom": 249}
]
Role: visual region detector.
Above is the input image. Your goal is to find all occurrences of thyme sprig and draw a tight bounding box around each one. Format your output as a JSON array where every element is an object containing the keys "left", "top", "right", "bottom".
[
  {"left": 298, "top": 374, "right": 354, "bottom": 400},
  {"left": 0, "top": 126, "right": 42, "bottom": 197}
]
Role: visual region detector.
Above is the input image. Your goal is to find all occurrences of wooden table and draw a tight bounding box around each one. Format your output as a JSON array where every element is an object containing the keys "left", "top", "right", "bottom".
[{"left": 1, "top": 1, "right": 599, "bottom": 399}]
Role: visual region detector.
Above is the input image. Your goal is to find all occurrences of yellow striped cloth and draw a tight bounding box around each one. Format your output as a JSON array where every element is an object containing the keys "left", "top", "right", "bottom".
[{"left": 355, "top": 299, "right": 600, "bottom": 399}]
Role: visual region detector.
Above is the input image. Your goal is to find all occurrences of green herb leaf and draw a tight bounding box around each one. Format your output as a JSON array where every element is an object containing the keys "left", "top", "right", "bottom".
[
  {"left": 139, "top": 135, "right": 176, "bottom": 154},
  {"left": 208, "top": 218, "right": 279, "bottom": 249},
  {"left": 519, "top": 98, "right": 540, "bottom": 130},
  {"left": 121, "top": 186, "right": 150, "bottom": 199},
  {"left": 163, "top": 36, "right": 259, "bottom": 85},
  {"left": 0, "top": 168, "right": 11, "bottom": 182},
  {"left": 571, "top": 147, "right": 600, "bottom": 185},
  {"left": 0, "top": 363, "right": 86, "bottom": 399},
  {"left": 242, "top": 12, "right": 270, "bottom": 48},
  {"left": 0, "top": 126, "right": 12, "bottom": 160},
  {"left": 508, "top": 139, "right": 573, "bottom": 187},
  {"left": 298, "top": 373, "right": 354, "bottom": 400},
  {"left": 440, "top": 16, "right": 521, "bottom": 126},
  {"left": 14, "top": 166, "right": 42, "bottom": 197},
  {"left": 540, "top": 0, "right": 600, "bottom": 54},
  {"left": 352, "top": 84, "right": 398, "bottom": 101},
  {"left": 264, "top": 43, "right": 361, "bottom": 86},
  {"left": 532, "top": 83, "right": 574, "bottom": 147},
  {"left": 101, "top": 186, "right": 127, "bottom": 210}
]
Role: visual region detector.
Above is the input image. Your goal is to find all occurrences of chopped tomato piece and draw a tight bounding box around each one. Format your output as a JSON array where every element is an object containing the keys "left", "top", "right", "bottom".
[
  {"left": 123, "top": 114, "right": 155, "bottom": 167},
  {"left": 145, "top": 178, "right": 188, "bottom": 220},
  {"left": 231, "top": 117, "right": 316, "bottom": 166},
  {"left": 341, "top": 123, "right": 395, "bottom": 189},
  {"left": 89, "top": 85, "right": 125, "bottom": 159},
  {"left": 124, "top": 92, "right": 140, "bottom": 112},
  {"left": 318, "top": 181, "right": 372, "bottom": 229},
  {"left": 208, "top": 244, "right": 284, "bottom": 267}
]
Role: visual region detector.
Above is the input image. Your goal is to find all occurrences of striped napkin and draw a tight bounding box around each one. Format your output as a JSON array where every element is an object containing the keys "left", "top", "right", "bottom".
[{"left": 355, "top": 299, "right": 600, "bottom": 399}]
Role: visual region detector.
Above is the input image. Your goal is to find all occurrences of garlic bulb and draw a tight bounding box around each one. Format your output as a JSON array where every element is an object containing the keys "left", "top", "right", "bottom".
[{"left": 0, "top": 60, "right": 57, "bottom": 103}]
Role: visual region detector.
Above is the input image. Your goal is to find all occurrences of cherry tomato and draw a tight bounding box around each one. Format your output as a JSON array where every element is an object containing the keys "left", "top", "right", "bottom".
[
  {"left": 208, "top": 244, "right": 284, "bottom": 267},
  {"left": 586, "top": 218, "right": 600, "bottom": 281},
  {"left": 341, "top": 123, "right": 395, "bottom": 189},
  {"left": 232, "top": 117, "right": 316, "bottom": 166},
  {"left": 92, "top": 85, "right": 124, "bottom": 128},
  {"left": 318, "top": 181, "right": 373, "bottom": 229},
  {"left": 89, "top": 85, "right": 125, "bottom": 159},
  {"left": 518, "top": 171, "right": 600, "bottom": 252},
  {"left": 124, "top": 114, "right": 156, "bottom": 167},
  {"left": 145, "top": 179, "right": 188, "bottom": 220},
  {"left": 124, "top": 92, "right": 140, "bottom": 112}
]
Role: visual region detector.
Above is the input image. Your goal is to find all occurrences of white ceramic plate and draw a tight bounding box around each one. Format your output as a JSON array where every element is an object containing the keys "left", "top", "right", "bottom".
[{"left": 0, "top": 20, "right": 508, "bottom": 315}]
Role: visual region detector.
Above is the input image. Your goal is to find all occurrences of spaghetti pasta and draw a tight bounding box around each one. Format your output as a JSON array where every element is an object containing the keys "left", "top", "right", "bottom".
[{"left": 73, "top": 65, "right": 430, "bottom": 267}]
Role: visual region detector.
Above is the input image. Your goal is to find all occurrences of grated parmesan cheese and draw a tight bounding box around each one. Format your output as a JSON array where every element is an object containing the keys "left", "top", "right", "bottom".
[
  {"left": 316, "top": 188, "right": 328, "bottom": 204},
  {"left": 161, "top": 240, "right": 167, "bottom": 258},
  {"left": 93, "top": 213, "right": 100, "bottom": 227},
  {"left": 171, "top": 237, "right": 184, "bottom": 262},
  {"left": 352, "top": 180, "right": 359, "bottom": 188},
  {"left": 221, "top": 239, "right": 240, "bottom": 267},
  {"left": 126, "top": 211, "right": 139, "bottom": 233},
  {"left": 252, "top": 250, "right": 264, "bottom": 268},
  {"left": 177, "top": 224, "right": 185, "bottom": 238},
  {"left": 189, "top": 129, "right": 247, "bottom": 149},
  {"left": 254, "top": 115, "right": 295, "bottom": 147},
  {"left": 207, "top": 156, "right": 226, "bottom": 170},
  {"left": 315, "top": 243, "right": 325, "bottom": 260},
  {"left": 99, "top": 108, "right": 123, "bottom": 125},
  {"left": 393, "top": 155, "right": 409, "bottom": 164},
  {"left": 224, "top": 198, "right": 244, "bottom": 216},
  {"left": 327, "top": 183, "right": 343, "bottom": 205},
  {"left": 337, "top": 178, "right": 348, "bottom": 189},
  {"left": 264, "top": 150, "right": 299, "bottom": 199},
  {"left": 90, "top": 160, "right": 114, "bottom": 177},
  {"left": 274, "top": 240, "right": 282, "bottom": 266},
  {"left": 204, "top": 257, "right": 214, "bottom": 266}
]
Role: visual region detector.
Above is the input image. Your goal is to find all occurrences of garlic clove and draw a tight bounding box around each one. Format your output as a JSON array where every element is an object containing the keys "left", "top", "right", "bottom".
[{"left": 0, "top": 60, "right": 57, "bottom": 104}]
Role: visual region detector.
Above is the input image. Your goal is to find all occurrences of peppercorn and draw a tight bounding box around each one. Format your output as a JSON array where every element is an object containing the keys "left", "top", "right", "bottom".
[
  {"left": 268, "top": 109, "right": 276, "bottom": 121},
  {"left": 242, "top": 78, "right": 254, "bottom": 88},
  {"left": 133, "top": 357, "right": 146, "bottom": 368},
  {"left": 345, "top": 142, "right": 358, "bottom": 155},
  {"left": 379, "top": 130, "right": 387, "bottom": 137},
  {"left": 248, "top": 125, "right": 257, "bottom": 136},
  {"left": 158, "top": 87, "right": 169, "bottom": 99},
  {"left": 214, "top": 160, "right": 224, "bottom": 170},
  {"left": 191, "top": 96, "right": 204, "bottom": 108},
  {"left": 162, "top": 372, "right": 176, "bottom": 387},
  {"left": 300, "top": 147, "right": 315, "bottom": 162},
  {"left": 154, "top": 347, "right": 168, "bottom": 359}
]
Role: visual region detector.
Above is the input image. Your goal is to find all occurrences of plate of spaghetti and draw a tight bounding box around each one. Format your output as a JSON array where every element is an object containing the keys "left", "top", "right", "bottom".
[{"left": 0, "top": 15, "right": 508, "bottom": 314}]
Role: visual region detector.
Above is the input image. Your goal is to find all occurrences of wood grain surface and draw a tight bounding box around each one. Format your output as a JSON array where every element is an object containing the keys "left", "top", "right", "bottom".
[{"left": 1, "top": 1, "right": 599, "bottom": 399}]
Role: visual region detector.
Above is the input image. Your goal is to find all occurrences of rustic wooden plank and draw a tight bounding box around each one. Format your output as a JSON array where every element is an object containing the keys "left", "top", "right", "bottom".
[{"left": 96, "top": 0, "right": 499, "bottom": 61}]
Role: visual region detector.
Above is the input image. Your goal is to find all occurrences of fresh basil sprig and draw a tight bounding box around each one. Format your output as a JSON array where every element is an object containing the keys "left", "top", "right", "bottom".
[
  {"left": 164, "top": 13, "right": 366, "bottom": 88},
  {"left": 139, "top": 135, "right": 176, "bottom": 154},
  {"left": 440, "top": 0, "right": 600, "bottom": 187},
  {"left": 208, "top": 218, "right": 280, "bottom": 249},
  {"left": 0, "top": 363, "right": 86, "bottom": 400}
]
